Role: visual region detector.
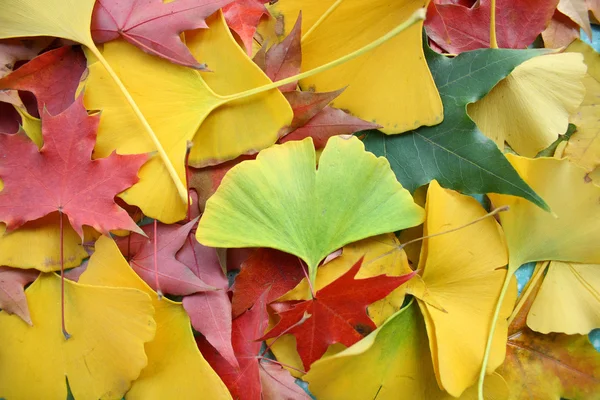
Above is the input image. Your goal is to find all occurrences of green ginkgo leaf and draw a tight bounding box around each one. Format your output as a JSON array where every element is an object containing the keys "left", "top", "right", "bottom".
[{"left": 196, "top": 136, "right": 425, "bottom": 285}]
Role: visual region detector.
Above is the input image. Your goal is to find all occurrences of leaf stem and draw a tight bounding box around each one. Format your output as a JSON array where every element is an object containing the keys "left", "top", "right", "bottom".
[
  {"left": 490, "top": 0, "right": 498, "bottom": 48},
  {"left": 88, "top": 46, "right": 188, "bottom": 203},
  {"left": 218, "top": 8, "right": 427, "bottom": 104},
  {"left": 298, "top": 258, "right": 316, "bottom": 299},
  {"left": 59, "top": 211, "right": 70, "bottom": 340},
  {"left": 477, "top": 266, "right": 513, "bottom": 400}
]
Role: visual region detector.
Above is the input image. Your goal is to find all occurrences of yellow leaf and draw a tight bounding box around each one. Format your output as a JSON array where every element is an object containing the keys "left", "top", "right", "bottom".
[
  {"left": 409, "top": 180, "right": 516, "bottom": 397},
  {"left": 79, "top": 236, "right": 232, "bottom": 399},
  {"left": 527, "top": 261, "right": 600, "bottom": 334},
  {"left": 304, "top": 301, "right": 509, "bottom": 399},
  {"left": 0, "top": 213, "right": 88, "bottom": 272},
  {"left": 564, "top": 40, "right": 600, "bottom": 172},
  {"left": 185, "top": 13, "right": 293, "bottom": 168},
  {"left": 279, "top": 233, "right": 413, "bottom": 326},
  {"left": 0, "top": 273, "right": 155, "bottom": 400},
  {"left": 468, "top": 53, "right": 586, "bottom": 157},
  {"left": 267, "top": 0, "right": 443, "bottom": 134}
]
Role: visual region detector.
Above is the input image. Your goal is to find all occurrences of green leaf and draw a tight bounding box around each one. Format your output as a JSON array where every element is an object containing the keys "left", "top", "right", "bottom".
[
  {"left": 196, "top": 136, "right": 425, "bottom": 284},
  {"left": 363, "top": 46, "right": 549, "bottom": 210}
]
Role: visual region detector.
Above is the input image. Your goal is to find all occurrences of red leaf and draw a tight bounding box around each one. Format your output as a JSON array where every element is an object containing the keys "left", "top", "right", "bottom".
[
  {"left": 117, "top": 218, "right": 215, "bottom": 295},
  {"left": 260, "top": 257, "right": 416, "bottom": 370},
  {"left": 198, "top": 291, "right": 270, "bottom": 400},
  {"left": 0, "top": 266, "right": 39, "bottom": 325},
  {"left": 91, "top": 0, "right": 231, "bottom": 68},
  {"left": 223, "top": 0, "right": 270, "bottom": 55},
  {"left": 542, "top": 10, "right": 581, "bottom": 48},
  {"left": 231, "top": 248, "right": 305, "bottom": 318},
  {"left": 425, "top": 0, "right": 559, "bottom": 53},
  {"left": 179, "top": 233, "right": 238, "bottom": 368},
  {"left": 259, "top": 361, "right": 311, "bottom": 400},
  {"left": 282, "top": 89, "right": 344, "bottom": 131},
  {"left": 263, "top": 13, "right": 302, "bottom": 92},
  {"left": 0, "top": 96, "right": 146, "bottom": 237},
  {"left": 0, "top": 46, "right": 86, "bottom": 116}
]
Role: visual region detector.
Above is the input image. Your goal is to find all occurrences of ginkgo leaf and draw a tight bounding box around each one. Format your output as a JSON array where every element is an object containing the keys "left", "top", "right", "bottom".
[
  {"left": 467, "top": 53, "right": 586, "bottom": 157},
  {"left": 425, "top": 0, "right": 558, "bottom": 53},
  {"left": 91, "top": 0, "right": 230, "bottom": 68},
  {"left": 0, "top": 266, "right": 38, "bottom": 324},
  {"left": 407, "top": 180, "right": 517, "bottom": 397},
  {"left": 363, "top": 45, "right": 549, "bottom": 209},
  {"left": 196, "top": 136, "right": 425, "bottom": 284},
  {"left": 267, "top": 0, "right": 443, "bottom": 134},
  {"left": 0, "top": 96, "right": 146, "bottom": 237},
  {"left": 0, "top": 272, "right": 156, "bottom": 400},
  {"left": 279, "top": 233, "right": 413, "bottom": 327},
  {"left": 79, "top": 236, "right": 232, "bottom": 400},
  {"left": 564, "top": 40, "right": 600, "bottom": 173},
  {"left": 527, "top": 261, "right": 600, "bottom": 335},
  {"left": 498, "top": 270, "right": 600, "bottom": 399},
  {"left": 303, "top": 300, "right": 509, "bottom": 399},
  {"left": 0, "top": 213, "right": 88, "bottom": 272},
  {"left": 0, "top": 46, "right": 86, "bottom": 116}
]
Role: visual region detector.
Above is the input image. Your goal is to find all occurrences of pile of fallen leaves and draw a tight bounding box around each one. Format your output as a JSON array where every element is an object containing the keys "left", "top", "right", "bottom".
[{"left": 0, "top": 0, "right": 599, "bottom": 399}]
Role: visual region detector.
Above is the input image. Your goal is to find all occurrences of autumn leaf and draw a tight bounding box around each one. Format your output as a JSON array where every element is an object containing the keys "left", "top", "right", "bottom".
[
  {"left": 363, "top": 45, "right": 548, "bottom": 209},
  {"left": 260, "top": 257, "right": 415, "bottom": 370},
  {"left": 79, "top": 236, "right": 232, "bottom": 399},
  {"left": 0, "top": 266, "right": 39, "bottom": 324},
  {"left": 0, "top": 46, "right": 86, "bottom": 116},
  {"left": 116, "top": 218, "right": 215, "bottom": 295},
  {"left": 223, "top": 0, "right": 271, "bottom": 55},
  {"left": 180, "top": 234, "right": 239, "bottom": 369},
  {"left": 497, "top": 268, "right": 600, "bottom": 399},
  {"left": 268, "top": 0, "right": 443, "bottom": 133},
  {"left": 0, "top": 96, "right": 146, "bottom": 237},
  {"left": 261, "top": 13, "right": 302, "bottom": 92},
  {"left": 231, "top": 248, "right": 305, "bottom": 318},
  {"left": 91, "top": 0, "right": 230, "bottom": 68},
  {"left": 197, "top": 136, "right": 425, "bottom": 285},
  {"left": 0, "top": 272, "right": 156, "bottom": 400},
  {"left": 259, "top": 361, "right": 311, "bottom": 400},
  {"left": 425, "top": 0, "right": 558, "bottom": 53}
]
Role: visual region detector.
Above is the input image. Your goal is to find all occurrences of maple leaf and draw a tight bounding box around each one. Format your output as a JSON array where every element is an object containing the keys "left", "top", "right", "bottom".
[
  {"left": 91, "top": 0, "right": 231, "bottom": 68},
  {"left": 259, "top": 361, "right": 311, "bottom": 400},
  {"left": 80, "top": 236, "right": 231, "bottom": 399},
  {"left": 497, "top": 270, "right": 600, "bottom": 399},
  {"left": 260, "top": 257, "right": 415, "bottom": 370},
  {"left": 231, "top": 248, "right": 305, "bottom": 318},
  {"left": 425, "top": 0, "right": 558, "bottom": 53},
  {"left": 261, "top": 13, "right": 302, "bottom": 92},
  {"left": 179, "top": 232, "right": 239, "bottom": 369},
  {"left": 363, "top": 44, "right": 548, "bottom": 209},
  {"left": 0, "top": 96, "right": 146, "bottom": 237},
  {"left": 116, "top": 218, "right": 215, "bottom": 295},
  {"left": 0, "top": 46, "right": 86, "bottom": 116},
  {"left": 542, "top": 0, "right": 599, "bottom": 48},
  {"left": 0, "top": 266, "right": 39, "bottom": 325},
  {"left": 223, "top": 0, "right": 271, "bottom": 55}
]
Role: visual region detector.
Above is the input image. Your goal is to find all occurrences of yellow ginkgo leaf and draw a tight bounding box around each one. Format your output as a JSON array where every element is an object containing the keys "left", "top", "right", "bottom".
[
  {"left": 79, "top": 236, "right": 232, "bottom": 400},
  {"left": 279, "top": 233, "right": 413, "bottom": 326},
  {"left": 304, "top": 301, "right": 509, "bottom": 400},
  {"left": 468, "top": 53, "right": 586, "bottom": 157},
  {"left": 185, "top": 13, "right": 293, "bottom": 168},
  {"left": 267, "top": 0, "right": 443, "bottom": 134},
  {"left": 408, "top": 180, "right": 516, "bottom": 397},
  {"left": 0, "top": 272, "right": 156, "bottom": 400},
  {"left": 564, "top": 40, "right": 600, "bottom": 172},
  {"left": 527, "top": 261, "right": 600, "bottom": 335},
  {"left": 0, "top": 213, "right": 88, "bottom": 272}
]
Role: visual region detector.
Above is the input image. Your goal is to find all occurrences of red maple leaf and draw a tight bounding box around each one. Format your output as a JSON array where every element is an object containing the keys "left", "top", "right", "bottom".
[
  {"left": 260, "top": 257, "right": 415, "bottom": 370},
  {"left": 117, "top": 218, "right": 215, "bottom": 295},
  {"left": 223, "top": 0, "right": 270, "bottom": 55},
  {"left": 91, "top": 0, "right": 231, "bottom": 68},
  {"left": 231, "top": 248, "right": 305, "bottom": 318},
  {"left": 424, "top": 0, "right": 558, "bottom": 53},
  {"left": 0, "top": 267, "right": 39, "bottom": 325},
  {"left": 0, "top": 46, "right": 87, "bottom": 116},
  {"left": 0, "top": 96, "right": 146, "bottom": 238}
]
